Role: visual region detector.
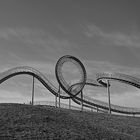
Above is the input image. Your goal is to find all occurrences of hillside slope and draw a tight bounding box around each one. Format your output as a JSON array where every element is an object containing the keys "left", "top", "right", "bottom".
[{"left": 0, "top": 103, "right": 140, "bottom": 140}]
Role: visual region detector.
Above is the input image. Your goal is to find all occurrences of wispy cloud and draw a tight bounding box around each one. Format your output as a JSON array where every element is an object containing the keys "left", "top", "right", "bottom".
[
  {"left": 110, "top": 91, "right": 140, "bottom": 107},
  {"left": 0, "top": 27, "right": 75, "bottom": 52},
  {"left": 0, "top": 27, "right": 78, "bottom": 70},
  {"left": 82, "top": 24, "right": 140, "bottom": 48},
  {"left": 84, "top": 59, "right": 140, "bottom": 78},
  {"left": 0, "top": 27, "right": 44, "bottom": 41}
]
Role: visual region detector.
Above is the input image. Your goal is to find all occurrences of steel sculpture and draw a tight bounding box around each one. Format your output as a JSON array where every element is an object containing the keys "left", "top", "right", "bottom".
[{"left": 0, "top": 56, "right": 140, "bottom": 115}]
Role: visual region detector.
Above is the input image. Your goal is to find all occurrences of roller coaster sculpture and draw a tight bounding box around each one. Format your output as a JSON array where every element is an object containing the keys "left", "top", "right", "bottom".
[{"left": 0, "top": 55, "right": 140, "bottom": 115}]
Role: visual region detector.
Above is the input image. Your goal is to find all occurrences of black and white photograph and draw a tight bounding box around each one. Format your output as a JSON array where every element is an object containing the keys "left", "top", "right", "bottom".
[{"left": 0, "top": 0, "right": 140, "bottom": 139}]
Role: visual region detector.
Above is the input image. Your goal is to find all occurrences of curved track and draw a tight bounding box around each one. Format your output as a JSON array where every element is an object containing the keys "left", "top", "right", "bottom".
[
  {"left": 72, "top": 73, "right": 140, "bottom": 114},
  {"left": 0, "top": 66, "right": 69, "bottom": 99},
  {"left": 96, "top": 72, "right": 140, "bottom": 88},
  {"left": 0, "top": 56, "right": 140, "bottom": 114}
]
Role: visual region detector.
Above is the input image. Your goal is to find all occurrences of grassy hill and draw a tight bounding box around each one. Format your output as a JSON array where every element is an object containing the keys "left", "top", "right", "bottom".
[{"left": 0, "top": 103, "right": 140, "bottom": 139}]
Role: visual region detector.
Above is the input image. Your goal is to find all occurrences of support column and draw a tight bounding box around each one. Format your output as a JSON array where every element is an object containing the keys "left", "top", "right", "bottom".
[
  {"left": 31, "top": 76, "right": 35, "bottom": 105},
  {"left": 58, "top": 85, "right": 61, "bottom": 108},
  {"left": 81, "top": 91, "right": 83, "bottom": 111},
  {"left": 69, "top": 98, "right": 71, "bottom": 109},
  {"left": 107, "top": 80, "right": 111, "bottom": 114},
  {"left": 55, "top": 95, "right": 57, "bottom": 108}
]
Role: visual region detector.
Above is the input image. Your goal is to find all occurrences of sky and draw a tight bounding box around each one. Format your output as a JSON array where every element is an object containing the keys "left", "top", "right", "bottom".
[{"left": 0, "top": 0, "right": 140, "bottom": 108}]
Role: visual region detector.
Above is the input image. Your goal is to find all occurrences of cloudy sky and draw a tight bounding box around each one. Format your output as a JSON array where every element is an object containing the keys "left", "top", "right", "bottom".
[{"left": 0, "top": 0, "right": 140, "bottom": 108}]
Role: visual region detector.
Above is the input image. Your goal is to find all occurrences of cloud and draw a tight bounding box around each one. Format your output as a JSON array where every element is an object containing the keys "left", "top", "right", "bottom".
[
  {"left": 82, "top": 24, "right": 140, "bottom": 48},
  {"left": 84, "top": 59, "right": 140, "bottom": 77},
  {"left": 110, "top": 91, "right": 140, "bottom": 108},
  {"left": 0, "top": 27, "right": 79, "bottom": 72},
  {"left": 0, "top": 27, "right": 44, "bottom": 41},
  {"left": 0, "top": 27, "right": 75, "bottom": 54}
]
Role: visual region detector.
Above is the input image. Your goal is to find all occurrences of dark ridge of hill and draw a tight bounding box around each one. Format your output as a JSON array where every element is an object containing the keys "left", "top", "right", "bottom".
[{"left": 0, "top": 103, "right": 140, "bottom": 140}]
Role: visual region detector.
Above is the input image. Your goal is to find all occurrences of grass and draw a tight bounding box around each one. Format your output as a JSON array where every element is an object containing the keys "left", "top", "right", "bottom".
[{"left": 0, "top": 103, "right": 140, "bottom": 139}]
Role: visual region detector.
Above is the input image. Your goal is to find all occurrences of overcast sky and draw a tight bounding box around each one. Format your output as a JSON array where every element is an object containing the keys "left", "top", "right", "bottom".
[{"left": 0, "top": 0, "right": 140, "bottom": 108}]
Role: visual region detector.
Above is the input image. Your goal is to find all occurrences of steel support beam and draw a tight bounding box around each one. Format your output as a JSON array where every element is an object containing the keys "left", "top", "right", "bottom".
[
  {"left": 31, "top": 76, "right": 35, "bottom": 105},
  {"left": 81, "top": 91, "right": 83, "bottom": 111},
  {"left": 107, "top": 80, "right": 111, "bottom": 114},
  {"left": 58, "top": 85, "right": 61, "bottom": 108},
  {"left": 69, "top": 98, "right": 71, "bottom": 109},
  {"left": 55, "top": 95, "right": 57, "bottom": 108}
]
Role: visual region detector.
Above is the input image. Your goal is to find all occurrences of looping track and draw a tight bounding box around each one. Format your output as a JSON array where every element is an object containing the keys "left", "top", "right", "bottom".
[
  {"left": 0, "top": 55, "right": 140, "bottom": 114},
  {"left": 55, "top": 55, "right": 87, "bottom": 97}
]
